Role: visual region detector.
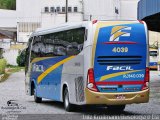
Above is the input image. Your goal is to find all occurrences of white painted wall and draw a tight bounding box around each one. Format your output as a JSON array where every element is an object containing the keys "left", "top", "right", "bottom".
[
  {"left": 0, "top": 39, "right": 11, "bottom": 49},
  {"left": 18, "top": 32, "right": 32, "bottom": 43},
  {"left": 83, "top": 0, "right": 139, "bottom": 20},
  {"left": 41, "top": 13, "right": 83, "bottom": 28},
  {"left": 120, "top": 0, "right": 139, "bottom": 20},
  {"left": 83, "top": 0, "right": 117, "bottom": 20},
  {"left": 3, "top": 49, "right": 19, "bottom": 66},
  {"left": 16, "top": 0, "right": 83, "bottom": 23},
  {"left": 16, "top": 0, "right": 83, "bottom": 42},
  {"left": 0, "top": 9, "right": 17, "bottom": 28},
  {"left": 16, "top": 0, "right": 41, "bottom": 23}
]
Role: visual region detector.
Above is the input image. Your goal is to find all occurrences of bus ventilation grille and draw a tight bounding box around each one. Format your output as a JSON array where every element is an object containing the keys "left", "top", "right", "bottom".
[
  {"left": 75, "top": 76, "right": 84, "bottom": 102},
  {"left": 97, "top": 56, "right": 142, "bottom": 65}
]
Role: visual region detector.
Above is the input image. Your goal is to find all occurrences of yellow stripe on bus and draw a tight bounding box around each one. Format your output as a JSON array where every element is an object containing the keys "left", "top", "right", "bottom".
[
  {"left": 100, "top": 70, "right": 142, "bottom": 81},
  {"left": 37, "top": 56, "right": 75, "bottom": 84},
  {"left": 111, "top": 26, "right": 127, "bottom": 35},
  {"left": 31, "top": 57, "right": 53, "bottom": 63}
]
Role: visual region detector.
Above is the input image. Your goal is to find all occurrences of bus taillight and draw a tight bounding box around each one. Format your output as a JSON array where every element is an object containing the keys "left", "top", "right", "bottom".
[
  {"left": 92, "top": 20, "right": 98, "bottom": 24},
  {"left": 142, "top": 67, "right": 150, "bottom": 90},
  {"left": 87, "top": 68, "right": 98, "bottom": 92},
  {"left": 138, "top": 20, "right": 144, "bottom": 24}
]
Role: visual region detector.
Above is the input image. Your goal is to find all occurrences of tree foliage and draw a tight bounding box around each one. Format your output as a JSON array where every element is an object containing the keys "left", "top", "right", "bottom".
[
  {"left": 0, "top": 0, "right": 16, "bottom": 10},
  {"left": 17, "top": 50, "right": 26, "bottom": 67},
  {"left": 0, "top": 59, "right": 7, "bottom": 74}
]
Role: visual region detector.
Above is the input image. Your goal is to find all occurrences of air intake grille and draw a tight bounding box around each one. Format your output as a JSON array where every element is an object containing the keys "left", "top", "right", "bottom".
[
  {"left": 75, "top": 76, "right": 84, "bottom": 102},
  {"left": 97, "top": 56, "right": 142, "bottom": 65}
]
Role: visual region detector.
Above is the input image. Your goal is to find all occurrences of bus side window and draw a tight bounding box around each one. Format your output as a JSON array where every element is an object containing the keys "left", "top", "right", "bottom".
[
  {"left": 66, "top": 27, "right": 85, "bottom": 55},
  {"left": 44, "top": 32, "right": 67, "bottom": 56},
  {"left": 31, "top": 36, "right": 43, "bottom": 62}
]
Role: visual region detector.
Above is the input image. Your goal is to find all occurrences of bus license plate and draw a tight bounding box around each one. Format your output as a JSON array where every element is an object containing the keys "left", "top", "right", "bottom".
[{"left": 115, "top": 95, "right": 125, "bottom": 100}]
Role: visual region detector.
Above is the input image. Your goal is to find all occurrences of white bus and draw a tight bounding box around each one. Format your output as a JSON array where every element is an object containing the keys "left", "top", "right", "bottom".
[{"left": 25, "top": 20, "right": 149, "bottom": 112}]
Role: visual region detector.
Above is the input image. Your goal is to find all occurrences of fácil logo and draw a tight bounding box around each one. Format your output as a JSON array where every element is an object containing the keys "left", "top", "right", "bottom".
[
  {"left": 32, "top": 63, "right": 44, "bottom": 72},
  {"left": 109, "top": 26, "right": 131, "bottom": 42},
  {"left": 106, "top": 66, "right": 133, "bottom": 71}
]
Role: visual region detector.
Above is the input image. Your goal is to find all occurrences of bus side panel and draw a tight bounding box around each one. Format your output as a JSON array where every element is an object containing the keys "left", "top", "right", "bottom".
[
  {"left": 61, "top": 55, "right": 84, "bottom": 104},
  {"left": 31, "top": 56, "right": 68, "bottom": 101}
]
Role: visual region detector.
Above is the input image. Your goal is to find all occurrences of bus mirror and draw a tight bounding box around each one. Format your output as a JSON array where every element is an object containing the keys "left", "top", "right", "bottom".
[{"left": 85, "top": 29, "right": 88, "bottom": 41}]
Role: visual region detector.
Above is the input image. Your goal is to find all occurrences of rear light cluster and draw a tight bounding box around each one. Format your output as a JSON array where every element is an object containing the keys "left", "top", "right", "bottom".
[
  {"left": 92, "top": 20, "right": 98, "bottom": 24},
  {"left": 142, "top": 67, "right": 150, "bottom": 90},
  {"left": 138, "top": 20, "right": 144, "bottom": 24},
  {"left": 87, "top": 68, "right": 99, "bottom": 92}
]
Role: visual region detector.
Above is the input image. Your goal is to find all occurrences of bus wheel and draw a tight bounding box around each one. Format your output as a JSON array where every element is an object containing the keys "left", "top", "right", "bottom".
[
  {"left": 107, "top": 105, "right": 126, "bottom": 112},
  {"left": 63, "top": 88, "right": 74, "bottom": 112},
  {"left": 34, "top": 87, "right": 42, "bottom": 103}
]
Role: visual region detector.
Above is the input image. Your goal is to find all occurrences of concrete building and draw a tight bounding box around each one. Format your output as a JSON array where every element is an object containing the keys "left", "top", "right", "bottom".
[
  {"left": 0, "top": 9, "right": 17, "bottom": 29},
  {"left": 0, "top": 9, "right": 18, "bottom": 65},
  {"left": 16, "top": 0, "right": 83, "bottom": 43},
  {"left": 83, "top": 0, "right": 139, "bottom": 20},
  {"left": 16, "top": 0, "right": 139, "bottom": 43}
]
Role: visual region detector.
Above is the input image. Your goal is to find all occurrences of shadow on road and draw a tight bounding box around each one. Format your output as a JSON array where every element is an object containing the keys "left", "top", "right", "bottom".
[
  {"left": 36, "top": 100, "right": 142, "bottom": 115},
  {"left": 72, "top": 105, "right": 142, "bottom": 115}
]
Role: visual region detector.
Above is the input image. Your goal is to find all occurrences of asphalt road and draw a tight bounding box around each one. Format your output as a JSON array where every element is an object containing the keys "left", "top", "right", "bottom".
[{"left": 0, "top": 71, "right": 160, "bottom": 119}]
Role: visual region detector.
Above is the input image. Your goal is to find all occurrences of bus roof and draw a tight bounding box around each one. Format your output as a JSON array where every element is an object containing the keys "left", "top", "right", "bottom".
[
  {"left": 30, "top": 20, "right": 140, "bottom": 37},
  {"left": 31, "top": 21, "right": 88, "bottom": 37}
]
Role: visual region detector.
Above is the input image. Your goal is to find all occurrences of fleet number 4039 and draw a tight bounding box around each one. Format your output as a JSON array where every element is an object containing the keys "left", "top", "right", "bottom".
[{"left": 112, "top": 47, "right": 128, "bottom": 53}]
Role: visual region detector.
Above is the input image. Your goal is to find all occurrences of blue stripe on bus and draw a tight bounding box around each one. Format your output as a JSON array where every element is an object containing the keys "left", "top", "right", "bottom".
[
  {"left": 94, "top": 23, "right": 147, "bottom": 92},
  {"left": 31, "top": 56, "right": 68, "bottom": 101}
]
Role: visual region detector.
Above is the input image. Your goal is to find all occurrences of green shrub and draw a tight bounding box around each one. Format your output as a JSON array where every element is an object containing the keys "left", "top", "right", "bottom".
[
  {"left": 0, "top": 59, "right": 7, "bottom": 74},
  {"left": 17, "top": 50, "right": 26, "bottom": 67}
]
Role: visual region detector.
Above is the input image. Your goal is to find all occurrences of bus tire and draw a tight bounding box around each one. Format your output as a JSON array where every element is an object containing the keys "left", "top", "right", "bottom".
[
  {"left": 107, "top": 105, "right": 126, "bottom": 112},
  {"left": 63, "top": 88, "right": 74, "bottom": 112},
  {"left": 34, "top": 87, "right": 42, "bottom": 103}
]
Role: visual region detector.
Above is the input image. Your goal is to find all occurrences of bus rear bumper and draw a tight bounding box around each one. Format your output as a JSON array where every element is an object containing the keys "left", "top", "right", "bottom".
[{"left": 85, "top": 88, "right": 149, "bottom": 105}]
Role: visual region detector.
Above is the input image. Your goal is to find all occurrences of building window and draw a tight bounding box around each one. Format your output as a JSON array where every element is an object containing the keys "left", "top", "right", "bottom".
[
  {"left": 62, "top": 7, "right": 65, "bottom": 13},
  {"left": 74, "top": 7, "right": 78, "bottom": 12},
  {"left": 44, "top": 7, "right": 49, "bottom": 13},
  {"left": 50, "top": 7, "right": 55, "bottom": 13},
  {"left": 56, "top": 7, "right": 60, "bottom": 13},
  {"left": 68, "top": 7, "right": 72, "bottom": 12}
]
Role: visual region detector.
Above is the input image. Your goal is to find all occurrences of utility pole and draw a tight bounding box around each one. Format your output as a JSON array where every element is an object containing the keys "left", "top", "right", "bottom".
[{"left": 65, "top": 0, "right": 68, "bottom": 22}]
